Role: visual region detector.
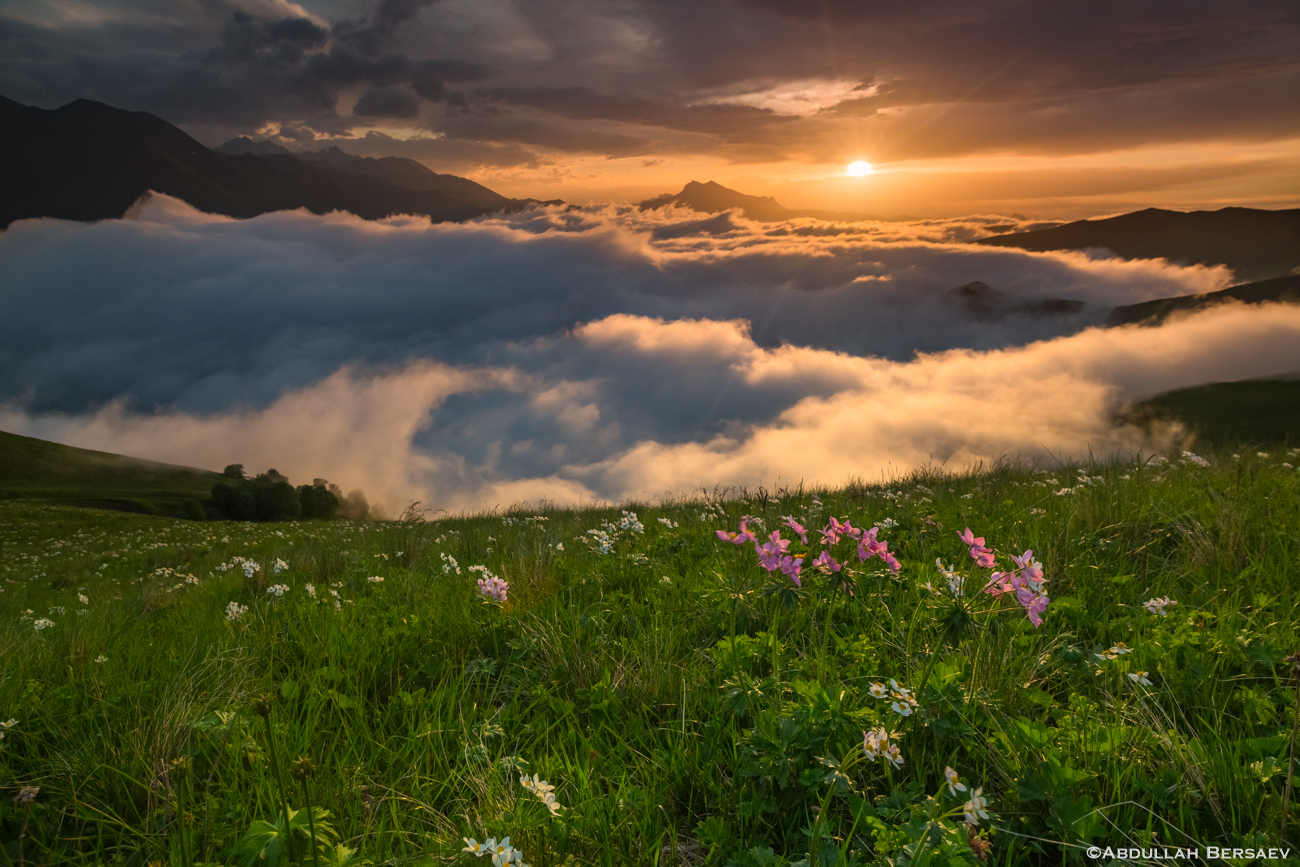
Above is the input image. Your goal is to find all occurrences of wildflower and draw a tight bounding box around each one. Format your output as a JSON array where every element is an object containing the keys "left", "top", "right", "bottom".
[
  {"left": 489, "top": 837, "right": 516, "bottom": 867},
  {"left": 1097, "top": 642, "right": 1132, "bottom": 661},
  {"left": 779, "top": 555, "right": 804, "bottom": 587},
  {"left": 266, "top": 584, "right": 289, "bottom": 597},
  {"left": 95, "top": 655, "right": 107, "bottom": 663},
  {"left": 33, "top": 618, "right": 54, "bottom": 630},
  {"left": 657, "top": 517, "right": 679, "bottom": 529},
  {"left": 0, "top": 719, "right": 16, "bottom": 728},
  {"left": 1181, "top": 451, "right": 1210, "bottom": 467},
  {"left": 274, "top": 558, "right": 288, "bottom": 573},
  {"left": 661, "top": 575, "right": 672, "bottom": 584},
  {"left": 781, "top": 516, "right": 808, "bottom": 544},
  {"left": 441, "top": 553, "right": 462, "bottom": 575},
  {"left": 78, "top": 593, "right": 89, "bottom": 604},
  {"left": 477, "top": 574, "right": 509, "bottom": 603},
  {"left": 963, "top": 788, "right": 989, "bottom": 825},
  {"left": 464, "top": 838, "right": 487, "bottom": 855},
  {"left": 960, "top": 493, "right": 974, "bottom": 499},
  {"left": 1258, "top": 452, "right": 1270, "bottom": 458},
  {"left": 366, "top": 575, "right": 384, "bottom": 583},
  {"left": 716, "top": 517, "right": 756, "bottom": 544},
  {"left": 936, "top": 559, "right": 964, "bottom": 596},
  {"left": 1128, "top": 671, "right": 1153, "bottom": 686},
  {"left": 1143, "top": 596, "right": 1177, "bottom": 616},
  {"left": 225, "top": 601, "right": 248, "bottom": 621},
  {"left": 819, "top": 516, "right": 853, "bottom": 545},
  {"left": 305, "top": 583, "right": 317, "bottom": 598},
  {"left": 868, "top": 682, "right": 888, "bottom": 698},
  {"left": 862, "top": 727, "right": 903, "bottom": 767},
  {"left": 945, "top": 767, "right": 968, "bottom": 796}
]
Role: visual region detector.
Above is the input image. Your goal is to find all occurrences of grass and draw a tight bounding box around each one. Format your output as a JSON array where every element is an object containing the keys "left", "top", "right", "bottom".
[
  {"left": 1, "top": 439, "right": 1298, "bottom": 866},
  {"left": 0, "top": 430, "right": 219, "bottom": 518}
]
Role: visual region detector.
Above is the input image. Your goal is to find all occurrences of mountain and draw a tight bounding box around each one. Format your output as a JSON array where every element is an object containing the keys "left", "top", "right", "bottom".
[
  {"left": 976, "top": 207, "right": 1300, "bottom": 284},
  {"left": 1117, "top": 375, "right": 1300, "bottom": 447},
  {"left": 0, "top": 96, "right": 548, "bottom": 228},
  {"left": 949, "top": 281, "right": 1084, "bottom": 321},
  {"left": 214, "top": 136, "right": 292, "bottom": 156},
  {"left": 0, "top": 428, "right": 219, "bottom": 515},
  {"left": 1107, "top": 274, "right": 1300, "bottom": 326},
  {"left": 640, "top": 180, "right": 895, "bottom": 222}
]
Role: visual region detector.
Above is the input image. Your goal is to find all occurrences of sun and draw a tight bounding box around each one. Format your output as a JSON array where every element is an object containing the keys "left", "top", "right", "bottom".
[{"left": 846, "top": 161, "right": 873, "bottom": 176}]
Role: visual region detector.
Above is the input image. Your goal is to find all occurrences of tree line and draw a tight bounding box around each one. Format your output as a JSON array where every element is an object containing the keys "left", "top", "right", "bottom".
[{"left": 209, "top": 465, "right": 373, "bottom": 522}]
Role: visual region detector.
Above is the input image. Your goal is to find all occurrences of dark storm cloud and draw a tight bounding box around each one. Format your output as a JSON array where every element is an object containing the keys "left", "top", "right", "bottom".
[
  {"left": 0, "top": 0, "right": 1295, "bottom": 179},
  {"left": 353, "top": 85, "right": 420, "bottom": 117},
  {"left": 470, "top": 86, "right": 797, "bottom": 139}
]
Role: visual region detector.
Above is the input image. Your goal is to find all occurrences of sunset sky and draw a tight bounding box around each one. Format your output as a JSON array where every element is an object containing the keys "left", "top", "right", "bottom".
[{"left": 2, "top": 0, "right": 1297, "bottom": 216}]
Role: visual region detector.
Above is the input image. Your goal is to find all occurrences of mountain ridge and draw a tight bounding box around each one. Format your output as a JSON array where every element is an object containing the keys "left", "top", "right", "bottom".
[
  {"left": 975, "top": 206, "right": 1300, "bottom": 284},
  {"left": 0, "top": 97, "right": 551, "bottom": 228}
]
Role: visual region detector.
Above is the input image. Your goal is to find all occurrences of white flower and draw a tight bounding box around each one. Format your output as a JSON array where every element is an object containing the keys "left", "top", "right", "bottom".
[
  {"left": 225, "top": 601, "right": 249, "bottom": 621},
  {"left": 94, "top": 655, "right": 107, "bottom": 664},
  {"left": 945, "top": 767, "right": 968, "bottom": 796},
  {"left": 33, "top": 618, "right": 54, "bottom": 630},
  {"left": 490, "top": 837, "right": 515, "bottom": 867},
  {"left": 463, "top": 838, "right": 486, "bottom": 856},
  {"left": 266, "top": 584, "right": 289, "bottom": 597},
  {"left": 78, "top": 593, "right": 89, "bottom": 604},
  {"left": 274, "top": 558, "right": 288, "bottom": 573},
  {"left": 868, "top": 682, "right": 888, "bottom": 699},
  {"left": 1128, "top": 671, "right": 1153, "bottom": 686},
  {"left": 0, "top": 719, "right": 16, "bottom": 728},
  {"left": 960, "top": 493, "right": 974, "bottom": 500},
  {"left": 963, "top": 788, "right": 989, "bottom": 825},
  {"left": 367, "top": 575, "right": 384, "bottom": 583},
  {"left": 305, "top": 583, "right": 317, "bottom": 598}
]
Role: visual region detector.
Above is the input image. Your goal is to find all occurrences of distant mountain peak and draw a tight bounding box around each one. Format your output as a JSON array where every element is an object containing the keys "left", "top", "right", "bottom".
[
  {"left": 639, "top": 179, "right": 889, "bottom": 223},
  {"left": 215, "top": 136, "right": 292, "bottom": 156}
]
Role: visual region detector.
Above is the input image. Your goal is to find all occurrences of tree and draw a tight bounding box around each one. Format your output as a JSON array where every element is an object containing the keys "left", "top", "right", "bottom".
[{"left": 222, "top": 463, "right": 246, "bottom": 479}]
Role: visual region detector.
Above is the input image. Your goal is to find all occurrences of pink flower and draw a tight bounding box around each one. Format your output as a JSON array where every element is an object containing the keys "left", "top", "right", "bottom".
[
  {"left": 477, "top": 575, "right": 509, "bottom": 603},
  {"left": 983, "top": 571, "right": 1014, "bottom": 595},
  {"left": 958, "top": 527, "right": 985, "bottom": 549},
  {"left": 782, "top": 516, "right": 808, "bottom": 544},
  {"left": 1011, "top": 550, "right": 1044, "bottom": 586},
  {"left": 779, "top": 555, "right": 804, "bottom": 587},
  {"left": 716, "top": 516, "right": 757, "bottom": 545},
  {"left": 812, "top": 550, "right": 841, "bottom": 573},
  {"left": 820, "top": 516, "right": 849, "bottom": 546}
]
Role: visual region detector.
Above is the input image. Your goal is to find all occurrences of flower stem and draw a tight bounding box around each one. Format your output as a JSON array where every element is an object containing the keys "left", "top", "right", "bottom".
[
  {"left": 261, "top": 713, "right": 295, "bottom": 865},
  {"left": 1282, "top": 660, "right": 1300, "bottom": 842},
  {"left": 301, "top": 777, "right": 322, "bottom": 867}
]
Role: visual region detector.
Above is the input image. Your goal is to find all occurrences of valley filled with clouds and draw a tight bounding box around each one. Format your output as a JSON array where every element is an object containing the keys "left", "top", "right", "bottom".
[{"left": 3, "top": 196, "right": 1296, "bottom": 512}]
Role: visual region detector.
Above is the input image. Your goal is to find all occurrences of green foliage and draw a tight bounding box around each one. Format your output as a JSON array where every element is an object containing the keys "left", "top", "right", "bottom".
[{"left": 0, "top": 444, "right": 1298, "bottom": 864}]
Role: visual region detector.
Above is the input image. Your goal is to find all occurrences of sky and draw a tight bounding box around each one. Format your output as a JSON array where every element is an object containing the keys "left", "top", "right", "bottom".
[
  {"left": 1, "top": 0, "right": 1298, "bottom": 216},
  {"left": 4, "top": 195, "right": 1299, "bottom": 513}
]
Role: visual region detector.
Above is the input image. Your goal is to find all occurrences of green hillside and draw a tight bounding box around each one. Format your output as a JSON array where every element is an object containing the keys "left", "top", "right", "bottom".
[
  {"left": 1119, "top": 376, "right": 1300, "bottom": 447},
  {"left": 0, "top": 428, "right": 220, "bottom": 515}
]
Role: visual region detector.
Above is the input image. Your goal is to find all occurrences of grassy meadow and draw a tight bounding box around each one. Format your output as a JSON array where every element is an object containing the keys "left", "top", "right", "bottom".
[{"left": 1, "top": 441, "right": 1299, "bottom": 866}]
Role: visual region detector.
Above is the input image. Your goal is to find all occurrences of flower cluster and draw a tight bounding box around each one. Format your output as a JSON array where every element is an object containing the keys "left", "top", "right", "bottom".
[
  {"left": 869, "top": 679, "right": 920, "bottom": 717},
  {"left": 1143, "top": 596, "right": 1177, "bottom": 616},
  {"left": 273, "top": 558, "right": 289, "bottom": 573},
  {"left": 1181, "top": 451, "right": 1210, "bottom": 467},
  {"left": 441, "top": 553, "right": 461, "bottom": 575},
  {"left": 975, "top": 532, "right": 1049, "bottom": 627},
  {"left": 366, "top": 575, "right": 384, "bottom": 584},
  {"left": 266, "top": 584, "right": 289, "bottom": 597},
  {"left": 520, "top": 774, "right": 562, "bottom": 815},
  {"left": 225, "top": 601, "right": 249, "bottom": 621},
  {"left": 963, "top": 789, "right": 989, "bottom": 825},
  {"left": 463, "top": 836, "right": 529, "bottom": 867},
  {"left": 717, "top": 514, "right": 900, "bottom": 589},
  {"left": 475, "top": 570, "right": 508, "bottom": 603},
  {"left": 862, "top": 727, "right": 903, "bottom": 768},
  {"left": 33, "top": 618, "right": 54, "bottom": 631}
]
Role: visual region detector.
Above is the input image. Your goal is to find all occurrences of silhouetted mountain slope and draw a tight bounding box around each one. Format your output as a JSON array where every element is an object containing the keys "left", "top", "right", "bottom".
[
  {"left": 1107, "top": 274, "right": 1300, "bottom": 326},
  {"left": 0, "top": 97, "right": 545, "bottom": 227},
  {"left": 640, "top": 180, "right": 893, "bottom": 222},
  {"left": 976, "top": 207, "right": 1300, "bottom": 283},
  {"left": 214, "top": 136, "right": 292, "bottom": 155}
]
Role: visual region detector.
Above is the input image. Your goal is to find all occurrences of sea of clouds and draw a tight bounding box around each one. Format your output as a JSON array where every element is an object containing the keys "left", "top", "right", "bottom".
[{"left": 3, "top": 194, "right": 1298, "bottom": 513}]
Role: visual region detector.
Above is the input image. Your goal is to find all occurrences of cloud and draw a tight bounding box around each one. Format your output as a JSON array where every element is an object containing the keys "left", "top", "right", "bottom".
[
  {"left": 5, "top": 196, "right": 1293, "bottom": 511},
  {"left": 352, "top": 86, "right": 421, "bottom": 118}
]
